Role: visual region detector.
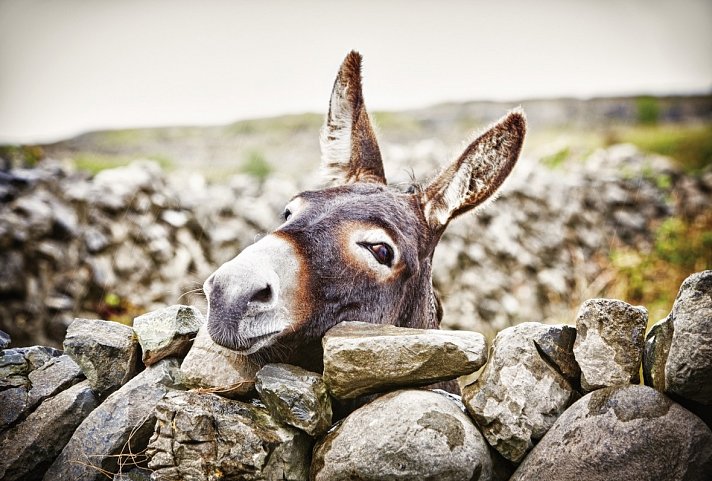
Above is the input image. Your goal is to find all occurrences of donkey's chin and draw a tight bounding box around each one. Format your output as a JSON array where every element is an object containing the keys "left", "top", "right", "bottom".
[{"left": 207, "top": 317, "right": 286, "bottom": 356}]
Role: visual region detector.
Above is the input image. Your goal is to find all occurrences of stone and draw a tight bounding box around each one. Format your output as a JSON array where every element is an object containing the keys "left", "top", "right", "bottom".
[
  {"left": 146, "top": 390, "right": 312, "bottom": 481},
  {"left": 44, "top": 359, "right": 179, "bottom": 481},
  {"left": 133, "top": 305, "right": 203, "bottom": 365},
  {"left": 462, "top": 322, "right": 579, "bottom": 463},
  {"left": 573, "top": 298, "right": 648, "bottom": 391},
  {"left": 27, "top": 354, "right": 83, "bottom": 408},
  {"left": 0, "top": 380, "right": 98, "bottom": 481},
  {"left": 510, "top": 385, "right": 712, "bottom": 481},
  {"left": 112, "top": 468, "right": 151, "bottom": 481},
  {"left": 311, "top": 389, "right": 493, "bottom": 481},
  {"left": 322, "top": 321, "right": 488, "bottom": 399},
  {"left": 63, "top": 318, "right": 140, "bottom": 395},
  {"left": 643, "top": 315, "right": 673, "bottom": 391},
  {"left": 665, "top": 270, "right": 712, "bottom": 404},
  {"left": 0, "top": 329, "right": 10, "bottom": 349},
  {"left": 178, "top": 325, "right": 259, "bottom": 397},
  {"left": 0, "top": 251, "right": 26, "bottom": 295},
  {"left": 255, "top": 363, "right": 332, "bottom": 437}
]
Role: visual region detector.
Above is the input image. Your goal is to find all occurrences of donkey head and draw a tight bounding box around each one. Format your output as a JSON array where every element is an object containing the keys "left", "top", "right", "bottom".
[{"left": 204, "top": 51, "right": 526, "bottom": 371}]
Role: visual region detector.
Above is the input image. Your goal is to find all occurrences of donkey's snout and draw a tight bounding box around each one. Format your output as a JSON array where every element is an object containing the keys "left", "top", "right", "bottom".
[{"left": 251, "top": 284, "right": 273, "bottom": 305}]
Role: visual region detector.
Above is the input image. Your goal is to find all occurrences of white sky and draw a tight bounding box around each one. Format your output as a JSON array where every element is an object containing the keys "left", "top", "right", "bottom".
[{"left": 0, "top": 0, "right": 710, "bottom": 143}]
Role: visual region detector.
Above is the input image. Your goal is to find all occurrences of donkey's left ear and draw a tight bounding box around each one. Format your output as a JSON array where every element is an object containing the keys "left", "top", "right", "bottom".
[
  {"left": 320, "top": 51, "right": 386, "bottom": 185},
  {"left": 422, "top": 109, "right": 526, "bottom": 231}
]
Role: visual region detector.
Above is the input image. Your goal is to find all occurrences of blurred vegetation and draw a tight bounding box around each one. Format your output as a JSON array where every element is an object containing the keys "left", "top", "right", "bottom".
[
  {"left": 240, "top": 149, "right": 272, "bottom": 180},
  {"left": 73, "top": 153, "right": 173, "bottom": 174},
  {"left": 95, "top": 292, "right": 145, "bottom": 326},
  {"left": 607, "top": 212, "right": 712, "bottom": 325},
  {"left": 0, "top": 145, "right": 44, "bottom": 168},
  {"left": 635, "top": 96, "right": 660, "bottom": 125}
]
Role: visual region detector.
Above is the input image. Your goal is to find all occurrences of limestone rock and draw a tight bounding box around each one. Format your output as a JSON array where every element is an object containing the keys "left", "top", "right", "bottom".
[
  {"left": 462, "top": 322, "right": 579, "bottom": 463},
  {"left": 178, "top": 325, "right": 258, "bottom": 397},
  {"left": 133, "top": 304, "right": 203, "bottom": 366},
  {"left": 44, "top": 358, "right": 179, "bottom": 481},
  {"left": 665, "top": 270, "right": 712, "bottom": 404},
  {"left": 0, "top": 380, "right": 98, "bottom": 481},
  {"left": 63, "top": 318, "right": 139, "bottom": 395},
  {"left": 0, "top": 329, "right": 9, "bottom": 349},
  {"left": 322, "top": 321, "right": 487, "bottom": 399},
  {"left": 573, "top": 298, "right": 648, "bottom": 391},
  {"left": 146, "top": 390, "right": 312, "bottom": 481},
  {"left": 510, "top": 385, "right": 712, "bottom": 481},
  {"left": 643, "top": 315, "right": 674, "bottom": 391},
  {"left": 255, "top": 363, "right": 332, "bottom": 437},
  {"left": 27, "top": 354, "right": 83, "bottom": 407},
  {"left": 311, "top": 389, "right": 493, "bottom": 481}
]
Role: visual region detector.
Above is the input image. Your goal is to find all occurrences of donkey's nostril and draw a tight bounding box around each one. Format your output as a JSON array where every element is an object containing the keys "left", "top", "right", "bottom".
[{"left": 251, "top": 285, "right": 273, "bottom": 304}]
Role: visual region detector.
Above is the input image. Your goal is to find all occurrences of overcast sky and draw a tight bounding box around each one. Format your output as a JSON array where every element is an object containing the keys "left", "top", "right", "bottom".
[{"left": 0, "top": 0, "right": 710, "bottom": 143}]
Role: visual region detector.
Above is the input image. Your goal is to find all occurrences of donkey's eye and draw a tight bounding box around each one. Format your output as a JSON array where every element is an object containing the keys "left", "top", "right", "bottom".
[
  {"left": 361, "top": 242, "right": 394, "bottom": 267},
  {"left": 283, "top": 209, "right": 292, "bottom": 221}
]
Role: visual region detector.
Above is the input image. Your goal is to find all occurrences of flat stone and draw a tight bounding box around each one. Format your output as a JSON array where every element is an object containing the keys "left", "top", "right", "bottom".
[
  {"left": 63, "top": 318, "right": 140, "bottom": 395},
  {"left": 44, "top": 359, "right": 179, "bottom": 481},
  {"left": 311, "top": 389, "right": 493, "bottom": 481},
  {"left": 255, "top": 363, "right": 332, "bottom": 437},
  {"left": 665, "top": 270, "right": 712, "bottom": 404},
  {"left": 0, "top": 380, "right": 98, "bottom": 481},
  {"left": 146, "top": 390, "right": 312, "bottom": 481},
  {"left": 643, "top": 315, "right": 673, "bottom": 391},
  {"left": 510, "top": 385, "right": 712, "bottom": 481},
  {"left": 178, "top": 325, "right": 258, "bottom": 397},
  {"left": 573, "top": 298, "right": 648, "bottom": 391},
  {"left": 0, "top": 386, "right": 29, "bottom": 433},
  {"left": 27, "top": 354, "right": 83, "bottom": 408},
  {"left": 133, "top": 305, "right": 203, "bottom": 366},
  {"left": 322, "top": 321, "right": 488, "bottom": 399},
  {"left": 462, "top": 322, "right": 579, "bottom": 463}
]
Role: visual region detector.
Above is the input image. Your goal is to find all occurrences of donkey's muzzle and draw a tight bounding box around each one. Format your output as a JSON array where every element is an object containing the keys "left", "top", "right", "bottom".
[{"left": 203, "top": 234, "right": 301, "bottom": 354}]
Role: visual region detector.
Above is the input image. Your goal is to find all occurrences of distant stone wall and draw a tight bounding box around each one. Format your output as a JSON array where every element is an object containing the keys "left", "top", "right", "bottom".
[{"left": 1, "top": 143, "right": 710, "bottom": 346}]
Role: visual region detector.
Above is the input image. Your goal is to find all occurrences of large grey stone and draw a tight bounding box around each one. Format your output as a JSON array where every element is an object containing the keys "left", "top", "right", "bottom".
[
  {"left": 255, "top": 363, "right": 332, "bottom": 437},
  {"left": 146, "top": 390, "right": 312, "bottom": 481},
  {"left": 322, "top": 321, "right": 487, "bottom": 399},
  {"left": 27, "top": 354, "right": 83, "bottom": 407},
  {"left": 311, "top": 389, "right": 493, "bottom": 481},
  {"left": 462, "top": 322, "right": 579, "bottom": 463},
  {"left": 133, "top": 304, "right": 203, "bottom": 366},
  {"left": 573, "top": 298, "right": 648, "bottom": 391},
  {"left": 665, "top": 270, "right": 712, "bottom": 404},
  {"left": 178, "top": 325, "right": 258, "bottom": 397},
  {"left": 510, "top": 385, "right": 712, "bottom": 481},
  {"left": 0, "top": 380, "right": 98, "bottom": 481},
  {"left": 44, "top": 359, "right": 179, "bottom": 481},
  {"left": 63, "top": 318, "right": 139, "bottom": 395},
  {"left": 0, "top": 329, "right": 9, "bottom": 349}
]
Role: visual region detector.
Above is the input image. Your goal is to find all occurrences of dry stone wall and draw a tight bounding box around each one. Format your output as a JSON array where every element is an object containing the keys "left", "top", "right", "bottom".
[
  {"left": 0, "top": 270, "right": 710, "bottom": 480},
  {"left": 2, "top": 143, "right": 711, "bottom": 347}
]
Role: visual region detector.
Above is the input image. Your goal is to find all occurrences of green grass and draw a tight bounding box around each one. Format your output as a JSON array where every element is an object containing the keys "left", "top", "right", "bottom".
[
  {"left": 73, "top": 152, "right": 173, "bottom": 174},
  {"left": 240, "top": 150, "right": 272, "bottom": 180},
  {"left": 609, "top": 123, "right": 712, "bottom": 174}
]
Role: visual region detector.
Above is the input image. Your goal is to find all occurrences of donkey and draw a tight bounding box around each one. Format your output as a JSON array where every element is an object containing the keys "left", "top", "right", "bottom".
[{"left": 204, "top": 51, "right": 526, "bottom": 375}]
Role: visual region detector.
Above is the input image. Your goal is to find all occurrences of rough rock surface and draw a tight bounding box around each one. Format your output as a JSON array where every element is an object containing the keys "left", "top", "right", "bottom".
[
  {"left": 312, "top": 389, "right": 493, "bottom": 481},
  {"left": 322, "top": 321, "right": 487, "bottom": 399},
  {"left": 147, "top": 390, "right": 312, "bottom": 481},
  {"left": 178, "top": 325, "right": 258, "bottom": 397},
  {"left": 643, "top": 315, "right": 674, "bottom": 391},
  {"left": 26, "top": 354, "right": 83, "bottom": 407},
  {"left": 44, "top": 359, "right": 179, "bottom": 481},
  {"left": 63, "top": 318, "right": 139, "bottom": 395},
  {"left": 133, "top": 304, "right": 203, "bottom": 365},
  {"left": 0, "top": 380, "right": 98, "bottom": 481},
  {"left": 665, "top": 270, "right": 712, "bottom": 404},
  {"left": 0, "top": 345, "right": 62, "bottom": 431},
  {"left": 255, "top": 363, "right": 332, "bottom": 437},
  {"left": 573, "top": 298, "right": 647, "bottom": 391},
  {"left": 510, "top": 385, "right": 712, "bottom": 481},
  {"left": 462, "top": 322, "right": 579, "bottom": 463},
  {"left": 0, "top": 330, "right": 9, "bottom": 349}
]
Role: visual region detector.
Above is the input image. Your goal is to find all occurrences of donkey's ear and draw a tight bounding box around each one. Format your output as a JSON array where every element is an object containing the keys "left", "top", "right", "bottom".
[
  {"left": 320, "top": 51, "right": 386, "bottom": 185},
  {"left": 422, "top": 109, "right": 526, "bottom": 231}
]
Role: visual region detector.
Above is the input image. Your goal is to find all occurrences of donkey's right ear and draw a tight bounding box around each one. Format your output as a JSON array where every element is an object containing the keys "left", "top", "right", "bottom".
[
  {"left": 320, "top": 51, "right": 386, "bottom": 185},
  {"left": 422, "top": 109, "right": 526, "bottom": 232}
]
